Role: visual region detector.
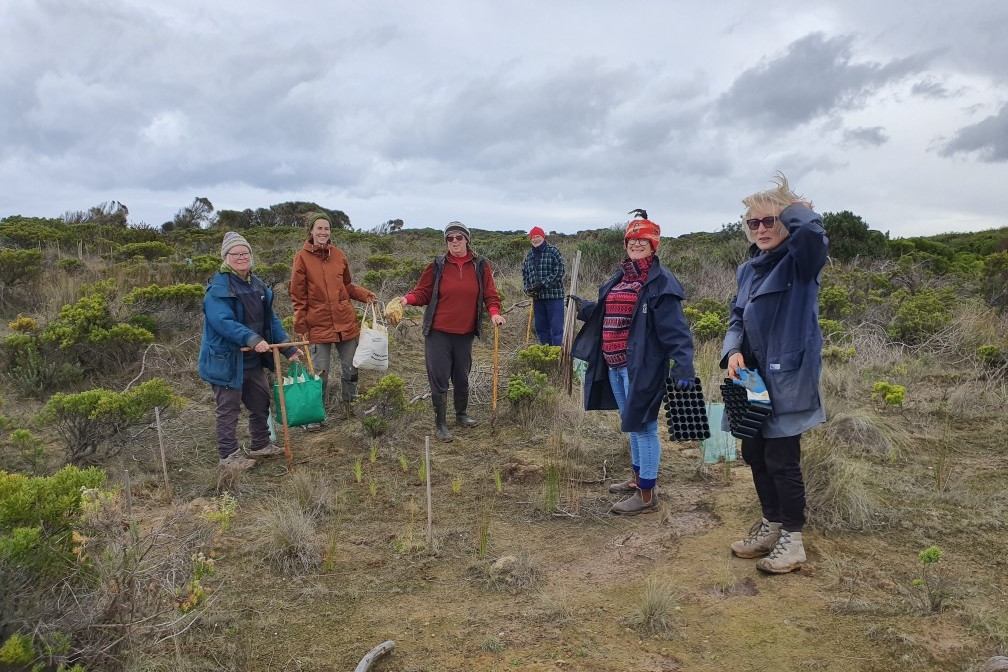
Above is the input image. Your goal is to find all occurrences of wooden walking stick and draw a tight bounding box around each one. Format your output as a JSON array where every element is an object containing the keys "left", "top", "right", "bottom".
[
  {"left": 525, "top": 300, "right": 533, "bottom": 345},
  {"left": 242, "top": 340, "right": 310, "bottom": 467},
  {"left": 561, "top": 250, "right": 582, "bottom": 395},
  {"left": 492, "top": 324, "right": 500, "bottom": 420}
]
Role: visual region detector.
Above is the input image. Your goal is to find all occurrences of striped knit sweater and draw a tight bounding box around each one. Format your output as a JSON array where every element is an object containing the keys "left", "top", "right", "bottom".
[{"left": 601, "top": 255, "right": 653, "bottom": 368}]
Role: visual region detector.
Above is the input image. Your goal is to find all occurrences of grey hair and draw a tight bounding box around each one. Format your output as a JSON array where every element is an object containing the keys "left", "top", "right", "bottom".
[{"left": 740, "top": 172, "right": 812, "bottom": 244}]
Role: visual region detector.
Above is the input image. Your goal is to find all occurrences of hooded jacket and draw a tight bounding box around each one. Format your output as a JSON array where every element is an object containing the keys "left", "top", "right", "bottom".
[
  {"left": 719, "top": 203, "right": 829, "bottom": 437},
  {"left": 289, "top": 240, "right": 373, "bottom": 343},
  {"left": 571, "top": 256, "right": 695, "bottom": 433},
  {"left": 198, "top": 271, "right": 292, "bottom": 388}
]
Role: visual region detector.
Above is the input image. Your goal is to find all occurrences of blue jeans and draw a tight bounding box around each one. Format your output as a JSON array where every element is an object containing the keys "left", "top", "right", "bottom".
[
  {"left": 608, "top": 366, "right": 662, "bottom": 489},
  {"left": 533, "top": 297, "right": 564, "bottom": 346}
]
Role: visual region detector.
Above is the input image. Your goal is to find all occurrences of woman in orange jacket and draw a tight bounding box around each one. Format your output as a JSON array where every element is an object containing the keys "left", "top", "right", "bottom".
[{"left": 289, "top": 212, "right": 375, "bottom": 426}]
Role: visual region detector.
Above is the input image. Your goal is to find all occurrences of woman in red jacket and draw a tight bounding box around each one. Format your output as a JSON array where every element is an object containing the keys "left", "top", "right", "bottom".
[
  {"left": 289, "top": 212, "right": 375, "bottom": 427},
  {"left": 391, "top": 222, "right": 506, "bottom": 442}
]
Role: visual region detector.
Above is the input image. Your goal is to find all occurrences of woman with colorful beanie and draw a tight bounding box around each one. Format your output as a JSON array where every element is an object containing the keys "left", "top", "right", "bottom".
[
  {"left": 570, "top": 211, "right": 696, "bottom": 515},
  {"left": 521, "top": 226, "right": 566, "bottom": 346},
  {"left": 289, "top": 211, "right": 376, "bottom": 425},
  {"left": 389, "top": 222, "right": 506, "bottom": 442}
]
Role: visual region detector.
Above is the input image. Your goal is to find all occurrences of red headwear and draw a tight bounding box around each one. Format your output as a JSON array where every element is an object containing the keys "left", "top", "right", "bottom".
[
  {"left": 624, "top": 212, "right": 660, "bottom": 252},
  {"left": 529, "top": 226, "right": 546, "bottom": 239}
]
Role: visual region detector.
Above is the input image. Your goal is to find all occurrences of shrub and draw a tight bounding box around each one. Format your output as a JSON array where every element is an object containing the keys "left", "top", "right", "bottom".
[
  {"left": 7, "top": 315, "right": 39, "bottom": 333},
  {"left": 886, "top": 287, "right": 954, "bottom": 345},
  {"left": 690, "top": 311, "right": 727, "bottom": 342},
  {"left": 506, "top": 371, "right": 553, "bottom": 424},
  {"left": 871, "top": 381, "right": 905, "bottom": 409},
  {"left": 124, "top": 283, "right": 205, "bottom": 312},
  {"left": 114, "top": 240, "right": 175, "bottom": 261},
  {"left": 36, "top": 378, "right": 183, "bottom": 462},
  {"left": 0, "top": 465, "right": 106, "bottom": 577},
  {"left": 977, "top": 344, "right": 1007, "bottom": 370},
  {"left": 0, "top": 249, "right": 44, "bottom": 286},
  {"left": 819, "top": 285, "right": 853, "bottom": 319},
  {"left": 364, "top": 254, "right": 399, "bottom": 271},
  {"left": 819, "top": 318, "right": 848, "bottom": 345},
  {"left": 516, "top": 344, "right": 561, "bottom": 377},
  {"left": 358, "top": 374, "right": 407, "bottom": 437},
  {"left": 2, "top": 334, "right": 83, "bottom": 398}
]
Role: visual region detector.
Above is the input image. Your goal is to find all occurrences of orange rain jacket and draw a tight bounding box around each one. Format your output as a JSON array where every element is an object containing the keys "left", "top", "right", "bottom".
[{"left": 289, "top": 240, "right": 374, "bottom": 343}]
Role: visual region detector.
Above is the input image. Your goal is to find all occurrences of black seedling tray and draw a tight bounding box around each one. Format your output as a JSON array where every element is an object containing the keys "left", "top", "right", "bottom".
[
  {"left": 720, "top": 379, "right": 772, "bottom": 439},
  {"left": 662, "top": 377, "right": 711, "bottom": 441}
]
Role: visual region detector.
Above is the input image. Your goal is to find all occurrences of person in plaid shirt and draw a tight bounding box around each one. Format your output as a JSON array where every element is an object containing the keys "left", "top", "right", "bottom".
[{"left": 521, "top": 226, "right": 566, "bottom": 346}]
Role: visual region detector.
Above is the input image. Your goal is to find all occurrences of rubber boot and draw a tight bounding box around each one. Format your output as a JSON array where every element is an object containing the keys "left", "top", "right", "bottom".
[
  {"left": 454, "top": 390, "right": 478, "bottom": 428},
  {"left": 432, "top": 393, "right": 454, "bottom": 442}
]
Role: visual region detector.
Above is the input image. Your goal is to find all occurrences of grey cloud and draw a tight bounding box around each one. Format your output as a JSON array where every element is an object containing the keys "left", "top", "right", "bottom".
[
  {"left": 717, "top": 32, "right": 927, "bottom": 131},
  {"left": 911, "top": 77, "right": 952, "bottom": 99},
  {"left": 940, "top": 104, "right": 1008, "bottom": 161},
  {"left": 843, "top": 126, "right": 888, "bottom": 148}
]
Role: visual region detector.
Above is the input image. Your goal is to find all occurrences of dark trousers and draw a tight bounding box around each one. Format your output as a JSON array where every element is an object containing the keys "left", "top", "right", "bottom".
[
  {"left": 533, "top": 297, "right": 565, "bottom": 346},
  {"left": 424, "top": 329, "right": 474, "bottom": 396},
  {"left": 213, "top": 366, "right": 271, "bottom": 459},
  {"left": 740, "top": 433, "right": 806, "bottom": 532}
]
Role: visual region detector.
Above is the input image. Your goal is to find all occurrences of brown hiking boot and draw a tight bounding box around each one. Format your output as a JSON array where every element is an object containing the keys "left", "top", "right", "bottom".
[
  {"left": 219, "top": 450, "right": 257, "bottom": 472},
  {"left": 730, "top": 518, "right": 782, "bottom": 558},
  {"left": 607, "top": 478, "right": 638, "bottom": 494},
  {"left": 756, "top": 530, "right": 806, "bottom": 574},
  {"left": 610, "top": 490, "right": 658, "bottom": 516},
  {"left": 247, "top": 442, "right": 284, "bottom": 458}
]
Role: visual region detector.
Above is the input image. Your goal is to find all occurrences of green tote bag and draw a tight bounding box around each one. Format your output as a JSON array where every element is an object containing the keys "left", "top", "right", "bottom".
[{"left": 272, "top": 361, "right": 326, "bottom": 427}]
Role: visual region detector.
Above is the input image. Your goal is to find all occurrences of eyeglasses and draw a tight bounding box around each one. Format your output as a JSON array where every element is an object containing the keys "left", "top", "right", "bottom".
[
  {"left": 446, "top": 234, "right": 466, "bottom": 242},
  {"left": 745, "top": 216, "right": 778, "bottom": 231},
  {"left": 626, "top": 238, "right": 651, "bottom": 247},
  {"left": 226, "top": 252, "right": 251, "bottom": 259}
]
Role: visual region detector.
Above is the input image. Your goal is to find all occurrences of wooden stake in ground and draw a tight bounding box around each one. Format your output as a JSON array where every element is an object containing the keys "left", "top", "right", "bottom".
[
  {"left": 425, "top": 436, "right": 433, "bottom": 546},
  {"left": 560, "top": 250, "right": 582, "bottom": 395},
  {"left": 154, "top": 406, "right": 172, "bottom": 504}
]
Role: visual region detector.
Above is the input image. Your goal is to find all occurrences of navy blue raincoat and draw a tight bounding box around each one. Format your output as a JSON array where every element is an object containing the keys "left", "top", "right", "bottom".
[
  {"left": 719, "top": 204, "right": 828, "bottom": 437},
  {"left": 571, "top": 256, "right": 695, "bottom": 433}
]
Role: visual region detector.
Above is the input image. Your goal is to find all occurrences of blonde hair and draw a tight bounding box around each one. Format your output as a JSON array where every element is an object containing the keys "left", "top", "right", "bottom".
[{"left": 740, "top": 172, "right": 812, "bottom": 244}]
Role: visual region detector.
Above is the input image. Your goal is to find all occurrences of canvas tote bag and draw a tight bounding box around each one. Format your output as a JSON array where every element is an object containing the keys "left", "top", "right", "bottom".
[{"left": 352, "top": 303, "right": 389, "bottom": 371}]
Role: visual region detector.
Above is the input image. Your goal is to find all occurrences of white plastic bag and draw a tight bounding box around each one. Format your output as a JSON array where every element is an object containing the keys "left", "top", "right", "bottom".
[{"left": 352, "top": 303, "right": 389, "bottom": 371}]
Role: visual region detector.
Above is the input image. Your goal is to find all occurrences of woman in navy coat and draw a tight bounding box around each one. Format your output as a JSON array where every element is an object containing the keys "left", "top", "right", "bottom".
[
  {"left": 571, "top": 211, "right": 695, "bottom": 515},
  {"left": 720, "top": 173, "right": 828, "bottom": 574}
]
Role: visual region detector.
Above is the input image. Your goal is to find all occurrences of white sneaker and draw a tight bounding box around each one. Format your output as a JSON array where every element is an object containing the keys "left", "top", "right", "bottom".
[
  {"left": 218, "top": 451, "right": 256, "bottom": 472},
  {"left": 730, "top": 518, "right": 782, "bottom": 558},
  {"left": 247, "top": 443, "right": 285, "bottom": 458},
  {"left": 756, "top": 530, "right": 806, "bottom": 574}
]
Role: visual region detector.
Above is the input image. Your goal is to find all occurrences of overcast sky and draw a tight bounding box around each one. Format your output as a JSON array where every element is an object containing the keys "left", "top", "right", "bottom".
[{"left": 3, "top": 0, "right": 1007, "bottom": 238}]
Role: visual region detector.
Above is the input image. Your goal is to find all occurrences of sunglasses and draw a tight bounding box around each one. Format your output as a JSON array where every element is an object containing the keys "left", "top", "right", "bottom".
[
  {"left": 745, "top": 216, "right": 778, "bottom": 231},
  {"left": 446, "top": 234, "right": 466, "bottom": 242}
]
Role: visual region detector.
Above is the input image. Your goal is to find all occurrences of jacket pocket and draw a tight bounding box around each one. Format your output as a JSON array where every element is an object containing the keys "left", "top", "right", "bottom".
[
  {"left": 764, "top": 348, "right": 819, "bottom": 414},
  {"left": 204, "top": 344, "right": 235, "bottom": 382}
]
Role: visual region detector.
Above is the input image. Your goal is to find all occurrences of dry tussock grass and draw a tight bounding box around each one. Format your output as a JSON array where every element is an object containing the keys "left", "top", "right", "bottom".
[
  {"left": 816, "top": 409, "right": 913, "bottom": 458},
  {"left": 256, "top": 496, "right": 323, "bottom": 574},
  {"left": 802, "top": 432, "right": 886, "bottom": 532}
]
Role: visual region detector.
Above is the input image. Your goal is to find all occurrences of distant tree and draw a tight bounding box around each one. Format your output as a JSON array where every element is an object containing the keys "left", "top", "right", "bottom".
[
  {"left": 370, "top": 219, "right": 404, "bottom": 235},
  {"left": 163, "top": 197, "right": 214, "bottom": 231},
  {"left": 62, "top": 201, "right": 129, "bottom": 227},
  {"left": 213, "top": 202, "right": 351, "bottom": 230},
  {"left": 821, "top": 210, "right": 887, "bottom": 261}
]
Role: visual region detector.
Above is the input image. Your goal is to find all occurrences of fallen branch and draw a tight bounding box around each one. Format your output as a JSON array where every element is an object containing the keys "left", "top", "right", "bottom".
[{"left": 354, "top": 640, "right": 396, "bottom": 672}]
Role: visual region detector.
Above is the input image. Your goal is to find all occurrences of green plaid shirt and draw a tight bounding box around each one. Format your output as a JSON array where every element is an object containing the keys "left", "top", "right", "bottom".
[{"left": 522, "top": 242, "right": 566, "bottom": 299}]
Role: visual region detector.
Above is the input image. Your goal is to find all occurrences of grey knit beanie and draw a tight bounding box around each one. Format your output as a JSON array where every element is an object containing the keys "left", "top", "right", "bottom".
[{"left": 220, "top": 231, "right": 252, "bottom": 259}]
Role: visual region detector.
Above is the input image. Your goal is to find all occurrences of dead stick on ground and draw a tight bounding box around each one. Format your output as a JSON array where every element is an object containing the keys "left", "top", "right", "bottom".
[
  {"left": 354, "top": 640, "right": 396, "bottom": 672},
  {"left": 154, "top": 406, "right": 172, "bottom": 503}
]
